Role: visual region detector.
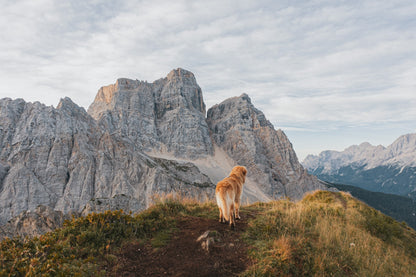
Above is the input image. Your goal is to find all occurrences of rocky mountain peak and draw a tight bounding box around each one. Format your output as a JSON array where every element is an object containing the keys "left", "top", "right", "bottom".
[
  {"left": 91, "top": 83, "right": 117, "bottom": 106},
  {"left": 166, "top": 68, "right": 196, "bottom": 81},
  {"left": 57, "top": 97, "right": 88, "bottom": 116},
  {"left": 389, "top": 133, "right": 416, "bottom": 155},
  {"left": 88, "top": 68, "right": 205, "bottom": 117},
  {"left": 357, "top": 142, "right": 372, "bottom": 148},
  {"left": 207, "top": 95, "right": 324, "bottom": 198},
  {"left": 161, "top": 68, "right": 205, "bottom": 114},
  {"left": 239, "top": 93, "right": 252, "bottom": 103},
  {"left": 207, "top": 92, "right": 273, "bottom": 133},
  {"left": 87, "top": 68, "right": 212, "bottom": 158},
  {"left": 57, "top": 97, "right": 76, "bottom": 109},
  {"left": 0, "top": 69, "right": 327, "bottom": 235},
  {"left": 303, "top": 133, "right": 416, "bottom": 173}
]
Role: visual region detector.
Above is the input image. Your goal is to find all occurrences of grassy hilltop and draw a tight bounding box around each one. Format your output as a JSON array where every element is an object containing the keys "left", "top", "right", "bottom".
[
  {"left": 328, "top": 182, "right": 416, "bottom": 229},
  {"left": 1, "top": 191, "right": 416, "bottom": 276}
]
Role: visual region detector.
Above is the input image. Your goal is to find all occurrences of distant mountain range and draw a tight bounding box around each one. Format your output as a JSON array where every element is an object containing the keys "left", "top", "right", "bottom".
[{"left": 303, "top": 134, "right": 416, "bottom": 199}]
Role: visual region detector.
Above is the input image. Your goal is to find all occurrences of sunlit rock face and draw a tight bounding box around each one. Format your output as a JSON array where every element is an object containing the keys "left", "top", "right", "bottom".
[{"left": 88, "top": 68, "right": 213, "bottom": 159}]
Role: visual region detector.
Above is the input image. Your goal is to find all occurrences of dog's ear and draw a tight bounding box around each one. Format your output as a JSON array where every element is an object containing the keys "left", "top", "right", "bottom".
[{"left": 242, "top": 167, "right": 247, "bottom": 176}]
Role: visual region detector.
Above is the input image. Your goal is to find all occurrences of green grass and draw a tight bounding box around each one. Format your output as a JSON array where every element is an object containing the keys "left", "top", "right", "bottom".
[
  {"left": 1, "top": 191, "right": 416, "bottom": 276},
  {"left": 0, "top": 197, "right": 217, "bottom": 276}
]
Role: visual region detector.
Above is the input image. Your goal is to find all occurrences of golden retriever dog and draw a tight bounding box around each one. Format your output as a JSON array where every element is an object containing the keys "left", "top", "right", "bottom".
[{"left": 215, "top": 166, "right": 247, "bottom": 229}]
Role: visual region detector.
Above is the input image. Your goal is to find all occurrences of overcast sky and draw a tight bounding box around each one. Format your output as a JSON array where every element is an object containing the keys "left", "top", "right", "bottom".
[{"left": 1, "top": 0, "right": 415, "bottom": 160}]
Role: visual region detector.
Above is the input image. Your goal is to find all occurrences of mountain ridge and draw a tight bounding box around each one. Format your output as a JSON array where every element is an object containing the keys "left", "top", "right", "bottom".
[
  {"left": 303, "top": 133, "right": 416, "bottom": 173},
  {"left": 303, "top": 133, "right": 416, "bottom": 198},
  {"left": 2, "top": 191, "right": 416, "bottom": 276},
  {"left": 0, "top": 68, "right": 325, "bottom": 230}
]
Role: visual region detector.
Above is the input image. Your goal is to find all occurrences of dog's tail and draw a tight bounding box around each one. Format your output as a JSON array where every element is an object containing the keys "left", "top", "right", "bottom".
[{"left": 216, "top": 188, "right": 234, "bottom": 222}]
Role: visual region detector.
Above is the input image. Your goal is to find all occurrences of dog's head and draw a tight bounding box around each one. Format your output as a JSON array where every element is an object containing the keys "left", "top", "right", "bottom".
[{"left": 231, "top": 166, "right": 247, "bottom": 183}]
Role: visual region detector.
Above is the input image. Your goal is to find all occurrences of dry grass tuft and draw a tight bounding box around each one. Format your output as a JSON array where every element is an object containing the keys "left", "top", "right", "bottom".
[{"left": 242, "top": 190, "right": 416, "bottom": 276}]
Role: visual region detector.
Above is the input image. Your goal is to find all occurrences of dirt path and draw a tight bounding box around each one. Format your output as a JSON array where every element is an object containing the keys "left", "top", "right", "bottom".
[{"left": 110, "top": 213, "right": 254, "bottom": 276}]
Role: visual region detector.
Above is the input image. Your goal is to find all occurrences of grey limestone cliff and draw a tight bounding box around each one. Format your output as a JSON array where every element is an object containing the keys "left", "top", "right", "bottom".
[
  {"left": 0, "top": 97, "right": 99, "bottom": 224},
  {"left": 207, "top": 94, "right": 325, "bottom": 199},
  {"left": 0, "top": 84, "right": 214, "bottom": 226},
  {"left": 88, "top": 68, "right": 213, "bottom": 159},
  {"left": 0, "top": 68, "right": 327, "bottom": 236}
]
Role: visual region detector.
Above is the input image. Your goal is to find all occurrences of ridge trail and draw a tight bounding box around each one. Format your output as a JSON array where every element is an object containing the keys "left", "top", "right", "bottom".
[{"left": 109, "top": 212, "right": 257, "bottom": 276}]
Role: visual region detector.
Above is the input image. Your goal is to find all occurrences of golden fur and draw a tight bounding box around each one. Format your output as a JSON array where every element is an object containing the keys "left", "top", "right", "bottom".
[{"left": 215, "top": 166, "right": 247, "bottom": 229}]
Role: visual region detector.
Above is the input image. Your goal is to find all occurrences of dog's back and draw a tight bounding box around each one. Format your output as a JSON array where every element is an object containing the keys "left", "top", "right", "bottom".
[
  {"left": 215, "top": 179, "right": 236, "bottom": 223},
  {"left": 215, "top": 166, "right": 247, "bottom": 228}
]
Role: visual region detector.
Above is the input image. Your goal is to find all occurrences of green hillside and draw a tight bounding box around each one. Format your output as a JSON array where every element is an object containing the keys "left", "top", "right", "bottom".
[
  {"left": 1, "top": 191, "right": 416, "bottom": 276},
  {"left": 328, "top": 183, "right": 416, "bottom": 230}
]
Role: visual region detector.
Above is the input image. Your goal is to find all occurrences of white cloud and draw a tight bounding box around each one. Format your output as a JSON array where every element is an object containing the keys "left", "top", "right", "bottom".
[{"left": 0, "top": 0, "right": 415, "bottom": 157}]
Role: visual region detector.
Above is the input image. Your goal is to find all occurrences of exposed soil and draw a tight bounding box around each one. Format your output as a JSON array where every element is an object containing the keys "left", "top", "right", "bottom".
[{"left": 109, "top": 212, "right": 255, "bottom": 277}]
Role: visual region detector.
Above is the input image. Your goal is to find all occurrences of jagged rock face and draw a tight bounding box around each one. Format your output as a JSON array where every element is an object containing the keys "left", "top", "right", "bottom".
[
  {"left": 88, "top": 68, "right": 213, "bottom": 159},
  {"left": 207, "top": 94, "right": 325, "bottom": 198},
  {"left": 0, "top": 68, "right": 327, "bottom": 232},
  {"left": 0, "top": 94, "right": 214, "bottom": 225},
  {"left": 0, "top": 97, "right": 99, "bottom": 223},
  {"left": 81, "top": 158, "right": 213, "bottom": 217}
]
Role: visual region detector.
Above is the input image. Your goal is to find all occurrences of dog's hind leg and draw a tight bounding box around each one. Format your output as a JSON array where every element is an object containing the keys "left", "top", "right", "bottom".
[
  {"left": 230, "top": 203, "right": 236, "bottom": 229},
  {"left": 235, "top": 201, "right": 241, "bottom": 220},
  {"left": 218, "top": 207, "right": 225, "bottom": 223}
]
